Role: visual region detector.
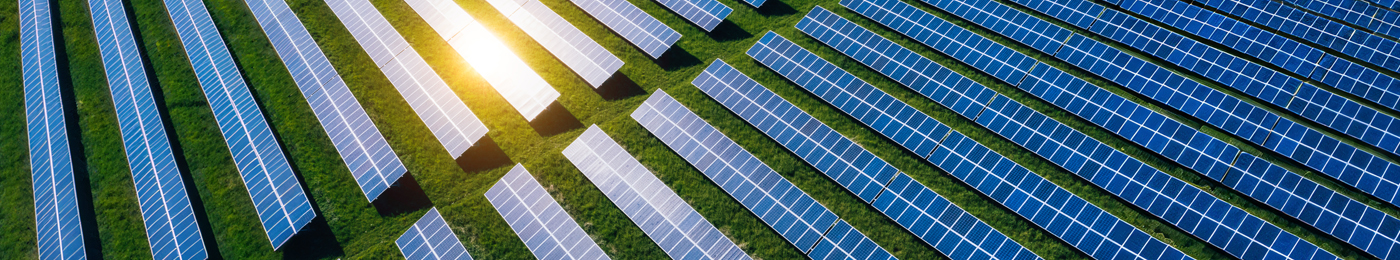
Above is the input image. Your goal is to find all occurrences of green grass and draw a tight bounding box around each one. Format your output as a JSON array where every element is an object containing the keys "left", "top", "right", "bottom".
[
  {"left": 0, "top": 0, "right": 37, "bottom": 258},
  {"left": 7, "top": 0, "right": 1367, "bottom": 258}
]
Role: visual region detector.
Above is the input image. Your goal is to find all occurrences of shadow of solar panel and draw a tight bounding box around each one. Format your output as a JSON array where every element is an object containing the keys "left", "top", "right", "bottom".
[
  {"left": 1055, "top": 35, "right": 1400, "bottom": 217},
  {"left": 483, "top": 0, "right": 624, "bottom": 88},
  {"left": 23, "top": 0, "right": 87, "bottom": 257},
  {"left": 89, "top": 0, "right": 209, "bottom": 257},
  {"left": 569, "top": 0, "right": 680, "bottom": 58},
  {"left": 694, "top": 60, "right": 1036, "bottom": 260},
  {"left": 834, "top": 1, "right": 1034, "bottom": 84},
  {"left": 396, "top": 208, "right": 473, "bottom": 260},
  {"left": 563, "top": 125, "right": 750, "bottom": 260},
  {"left": 160, "top": 0, "right": 315, "bottom": 248},
  {"left": 631, "top": 90, "right": 897, "bottom": 259},
  {"left": 654, "top": 0, "right": 732, "bottom": 31},
  {"left": 485, "top": 164, "right": 611, "bottom": 260},
  {"left": 242, "top": 0, "right": 406, "bottom": 202},
  {"left": 324, "top": 0, "right": 488, "bottom": 158},
  {"left": 403, "top": 0, "right": 559, "bottom": 120}
]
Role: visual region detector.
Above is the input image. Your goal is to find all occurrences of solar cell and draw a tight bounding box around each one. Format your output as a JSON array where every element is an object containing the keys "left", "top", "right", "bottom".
[
  {"left": 89, "top": 0, "right": 208, "bottom": 256},
  {"left": 631, "top": 90, "right": 897, "bottom": 259},
  {"left": 482, "top": 0, "right": 623, "bottom": 88},
  {"left": 1279, "top": 0, "right": 1400, "bottom": 39},
  {"left": 569, "top": 0, "right": 681, "bottom": 58},
  {"left": 485, "top": 164, "right": 611, "bottom": 260},
  {"left": 396, "top": 208, "right": 473, "bottom": 260},
  {"left": 902, "top": 0, "right": 1072, "bottom": 54},
  {"left": 323, "top": 0, "right": 489, "bottom": 158},
  {"left": 694, "top": 60, "right": 1035, "bottom": 260},
  {"left": 652, "top": 0, "right": 732, "bottom": 31},
  {"left": 242, "top": 0, "right": 407, "bottom": 202},
  {"left": 403, "top": 0, "right": 560, "bottom": 120},
  {"left": 23, "top": 0, "right": 87, "bottom": 258},
  {"left": 787, "top": 11, "right": 1201, "bottom": 258},
  {"left": 562, "top": 125, "right": 750, "bottom": 260},
  {"left": 160, "top": 0, "right": 315, "bottom": 248}
]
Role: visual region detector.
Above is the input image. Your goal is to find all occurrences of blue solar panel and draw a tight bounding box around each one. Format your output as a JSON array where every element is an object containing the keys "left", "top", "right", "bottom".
[
  {"left": 563, "top": 125, "right": 750, "bottom": 260},
  {"left": 977, "top": 97, "right": 1332, "bottom": 260},
  {"left": 1055, "top": 35, "right": 1400, "bottom": 214},
  {"left": 694, "top": 60, "right": 1035, "bottom": 260},
  {"left": 242, "top": 0, "right": 406, "bottom": 202},
  {"left": 1193, "top": 0, "right": 1400, "bottom": 74},
  {"left": 654, "top": 0, "right": 732, "bottom": 31},
  {"left": 631, "top": 90, "right": 895, "bottom": 258},
  {"left": 1279, "top": 0, "right": 1400, "bottom": 40},
  {"left": 485, "top": 164, "right": 611, "bottom": 260},
  {"left": 570, "top": 0, "right": 680, "bottom": 58},
  {"left": 1007, "top": 0, "right": 1104, "bottom": 31},
  {"left": 483, "top": 0, "right": 624, "bottom": 88},
  {"left": 808, "top": 221, "right": 896, "bottom": 260},
  {"left": 396, "top": 208, "right": 473, "bottom": 260},
  {"left": 161, "top": 0, "right": 316, "bottom": 248},
  {"left": 903, "top": 0, "right": 1072, "bottom": 54},
  {"left": 1105, "top": 0, "right": 1400, "bottom": 154},
  {"left": 89, "top": 0, "right": 207, "bottom": 257},
  {"left": 837, "top": 0, "right": 1035, "bottom": 84},
  {"left": 785, "top": 13, "right": 1195, "bottom": 258},
  {"left": 1022, "top": 67, "right": 1400, "bottom": 259},
  {"left": 324, "top": 0, "right": 489, "bottom": 158},
  {"left": 403, "top": 0, "right": 560, "bottom": 120},
  {"left": 23, "top": 0, "right": 87, "bottom": 258}
]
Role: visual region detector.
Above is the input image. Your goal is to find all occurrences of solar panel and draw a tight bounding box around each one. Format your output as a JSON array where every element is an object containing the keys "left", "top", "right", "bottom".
[
  {"left": 1055, "top": 35, "right": 1400, "bottom": 216},
  {"left": 569, "top": 0, "right": 680, "bottom": 58},
  {"left": 402, "top": 0, "right": 560, "bottom": 120},
  {"left": 88, "top": 0, "right": 208, "bottom": 257},
  {"left": 1278, "top": 0, "right": 1400, "bottom": 40},
  {"left": 323, "top": 0, "right": 488, "bottom": 158},
  {"left": 901, "top": 0, "right": 1072, "bottom": 54},
  {"left": 160, "top": 0, "right": 315, "bottom": 248},
  {"left": 784, "top": 12, "right": 1200, "bottom": 258},
  {"left": 23, "top": 0, "right": 87, "bottom": 258},
  {"left": 396, "top": 208, "right": 473, "bottom": 260},
  {"left": 1100, "top": 1, "right": 1400, "bottom": 154},
  {"left": 482, "top": 0, "right": 623, "bottom": 88},
  {"left": 808, "top": 221, "right": 896, "bottom": 260},
  {"left": 835, "top": 0, "right": 1035, "bottom": 84},
  {"left": 242, "top": 0, "right": 406, "bottom": 202},
  {"left": 1021, "top": 67, "right": 1400, "bottom": 260},
  {"left": 694, "top": 60, "right": 1035, "bottom": 260},
  {"left": 562, "top": 125, "right": 750, "bottom": 260},
  {"left": 485, "top": 164, "right": 611, "bottom": 260},
  {"left": 1192, "top": 0, "right": 1400, "bottom": 74},
  {"left": 652, "top": 0, "right": 732, "bottom": 31},
  {"left": 631, "top": 90, "right": 896, "bottom": 259}
]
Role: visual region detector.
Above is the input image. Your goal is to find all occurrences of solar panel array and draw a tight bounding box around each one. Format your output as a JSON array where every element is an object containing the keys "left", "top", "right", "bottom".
[
  {"left": 402, "top": 0, "right": 560, "bottom": 120},
  {"left": 23, "top": 0, "right": 87, "bottom": 258},
  {"left": 324, "top": 0, "right": 488, "bottom": 158},
  {"left": 654, "top": 0, "right": 732, "bottom": 31},
  {"left": 482, "top": 0, "right": 623, "bottom": 88},
  {"left": 160, "top": 0, "right": 314, "bottom": 248},
  {"left": 396, "top": 208, "right": 473, "bottom": 260},
  {"left": 1190, "top": 0, "right": 1400, "bottom": 75},
  {"left": 693, "top": 60, "right": 1035, "bottom": 260},
  {"left": 89, "top": 0, "right": 207, "bottom": 256},
  {"left": 632, "top": 90, "right": 898, "bottom": 259},
  {"left": 485, "top": 164, "right": 611, "bottom": 260},
  {"left": 569, "top": 0, "right": 681, "bottom": 58},
  {"left": 241, "top": 0, "right": 406, "bottom": 202},
  {"left": 833, "top": 0, "right": 1400, "bottom": 257},
  {"left": 562, "top": 125, "right": 750, "bottom": 260},
  {"left": 1280, "top": 0, "right": 1400, "bottom": 40}
]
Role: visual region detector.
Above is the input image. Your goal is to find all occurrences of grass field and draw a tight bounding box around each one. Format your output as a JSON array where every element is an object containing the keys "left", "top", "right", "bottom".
[{"left": 0, "top": 0, "right": 1380, "bottom": 258}]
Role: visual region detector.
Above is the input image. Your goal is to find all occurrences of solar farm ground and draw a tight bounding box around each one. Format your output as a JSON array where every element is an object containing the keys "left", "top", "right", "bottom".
[{"left": 1, "top": 0, "right": 1388, "bottom": 258}]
